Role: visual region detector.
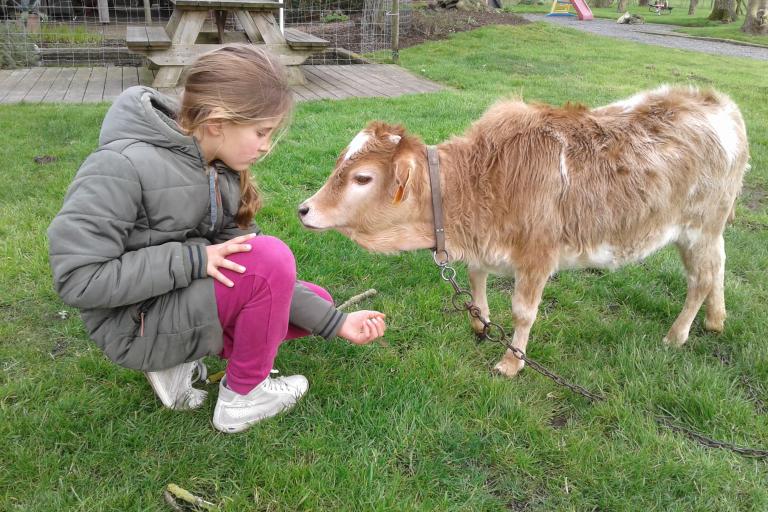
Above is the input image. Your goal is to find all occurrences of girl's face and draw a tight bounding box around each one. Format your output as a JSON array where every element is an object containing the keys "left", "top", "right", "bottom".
[{"left": 211, "top": 119, "right": 279, "bottom": 171}]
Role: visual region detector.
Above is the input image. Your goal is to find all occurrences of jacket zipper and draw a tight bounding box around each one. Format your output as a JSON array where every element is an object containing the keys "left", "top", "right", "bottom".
[
  {"left": 136, "top": 298, "right": 157, "bottom": 337},
  {"left": 213, "top": 171, "right": 224, "bottom": 233}
]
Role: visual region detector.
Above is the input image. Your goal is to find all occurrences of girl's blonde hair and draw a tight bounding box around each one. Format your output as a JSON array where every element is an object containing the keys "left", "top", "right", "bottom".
[{"left": 178, "top": 44, "right": 293, "bottom": 228}]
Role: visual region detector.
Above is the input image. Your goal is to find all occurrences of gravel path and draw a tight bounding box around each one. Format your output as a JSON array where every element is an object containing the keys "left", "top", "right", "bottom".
[{"left": 522, "top": 14, "right": 768, "bottom": 61}]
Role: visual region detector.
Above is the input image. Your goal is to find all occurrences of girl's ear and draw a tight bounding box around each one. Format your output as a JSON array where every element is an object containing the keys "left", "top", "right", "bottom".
[{"left": 204, "top": 120, "right": 224, "bottom": 137}]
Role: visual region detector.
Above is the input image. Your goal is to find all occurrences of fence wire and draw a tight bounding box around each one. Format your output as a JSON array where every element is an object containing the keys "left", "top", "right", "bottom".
[{"left": 1, "top": 0, "right": 410, "bottom": 69}]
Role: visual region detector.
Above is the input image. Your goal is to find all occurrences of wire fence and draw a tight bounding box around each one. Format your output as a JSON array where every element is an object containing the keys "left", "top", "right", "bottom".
[{"left": 0, "top": 0, "right": 411, "bottom": 69}]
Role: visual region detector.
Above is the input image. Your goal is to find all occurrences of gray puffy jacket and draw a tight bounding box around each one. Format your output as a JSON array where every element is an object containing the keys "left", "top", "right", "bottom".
[{"left": 48, "top": 86, "right": 345, "bottom": 371}]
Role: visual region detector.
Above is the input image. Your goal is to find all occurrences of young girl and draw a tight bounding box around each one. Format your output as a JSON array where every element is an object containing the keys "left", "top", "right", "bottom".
[{"left": 47, "top": 44, "right": 386, "bottom": 434}]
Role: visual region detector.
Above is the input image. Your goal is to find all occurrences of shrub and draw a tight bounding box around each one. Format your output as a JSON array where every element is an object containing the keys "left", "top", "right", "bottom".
[
  {"left": 1, "top": 22, "right": 40, "bottom": 69},
  {"left": 321, "top": 9, "right": 351, "bottom": 21}
]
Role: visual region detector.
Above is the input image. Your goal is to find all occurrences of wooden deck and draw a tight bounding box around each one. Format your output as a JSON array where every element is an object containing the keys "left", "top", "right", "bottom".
[{"left": 0, "top": 65, "right": 444, "bottom": 104}]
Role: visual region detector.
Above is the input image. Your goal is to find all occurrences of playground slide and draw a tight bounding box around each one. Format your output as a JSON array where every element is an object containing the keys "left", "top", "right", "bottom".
[{"left": 570, "top": 0, "right": 594, "bottom": 20}]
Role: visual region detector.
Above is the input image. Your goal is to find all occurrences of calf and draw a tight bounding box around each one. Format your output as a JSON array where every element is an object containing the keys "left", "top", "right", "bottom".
[{"left": 298, "top": 86, "right": 749, "bottom": 377}]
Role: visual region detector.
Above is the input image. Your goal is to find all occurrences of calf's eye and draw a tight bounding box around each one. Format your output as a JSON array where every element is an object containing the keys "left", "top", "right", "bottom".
[{"left": 353, "top": 175, "right": 373, "bottom": 185}]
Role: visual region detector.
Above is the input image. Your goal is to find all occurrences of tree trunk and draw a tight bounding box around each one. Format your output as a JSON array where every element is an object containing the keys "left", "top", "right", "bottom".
[
  {"left": 741, "top": 0, "right": 768, "bottom": 33},
  {"left": 709, "top": 0, "right": 737, "bottom": 21},
  {"left": 638, "top": 0, "right": 649, "bottom": 6},
  {"left": 617, "top": 0, "right": 629, "bottom": 11},
  {"left": 688, "top": 0, "right": 699, "bottom": 14}
]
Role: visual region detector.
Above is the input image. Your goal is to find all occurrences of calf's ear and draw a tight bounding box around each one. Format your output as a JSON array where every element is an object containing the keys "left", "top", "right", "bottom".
[{"left": 391, "top": 150, "right": 414, "bottom": 204}]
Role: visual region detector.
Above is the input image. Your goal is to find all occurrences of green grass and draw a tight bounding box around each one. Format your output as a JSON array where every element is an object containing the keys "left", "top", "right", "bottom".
[
  {"left": 36, "top": 24, "right": 103, "bottom": 44},
  {"left": 2, "top": 22, "right": 768, "bottom": 511},
  {"left": 675, "top": 23, "right": 768, "bottom": 46},
  {"left": 504, "top": 0, "right": 768, "bottom": 46}
]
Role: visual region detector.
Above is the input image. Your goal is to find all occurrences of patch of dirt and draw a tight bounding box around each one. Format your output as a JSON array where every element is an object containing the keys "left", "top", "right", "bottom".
[
  {"left": 741, "top": 183, "right": 766, "bottom": 211},
  {"left": 400, "top": 8, "right": 530, "bottom": 49},
  {"left": 548, "top": 413, "right": 568, "bottom": 428}
]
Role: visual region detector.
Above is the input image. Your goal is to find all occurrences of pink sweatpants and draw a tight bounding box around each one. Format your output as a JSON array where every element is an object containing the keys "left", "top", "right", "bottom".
[{"left": 213, "top": 236, "right": 332, "bottom": 394}]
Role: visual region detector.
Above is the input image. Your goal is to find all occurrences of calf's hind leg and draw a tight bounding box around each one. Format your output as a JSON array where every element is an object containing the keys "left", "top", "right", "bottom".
[
  {"left": 704, "top": 235, "right": 727, "bottom": 333},
  {"left": 494, "top": 267, "right": 550, "bottom": 378},
  {"left": 664, "top": 234, "right": 724, "bottom": 346}
]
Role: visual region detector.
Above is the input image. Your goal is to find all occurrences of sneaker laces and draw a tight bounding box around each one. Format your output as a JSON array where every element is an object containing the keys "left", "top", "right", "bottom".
[{"left": 263, "top": 375, "right": 292, "bottom": 393}]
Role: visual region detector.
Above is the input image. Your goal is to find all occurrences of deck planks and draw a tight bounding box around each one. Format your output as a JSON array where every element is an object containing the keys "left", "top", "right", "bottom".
[{"left": 0, "top": 64, "right": 444, "bottom": 104}]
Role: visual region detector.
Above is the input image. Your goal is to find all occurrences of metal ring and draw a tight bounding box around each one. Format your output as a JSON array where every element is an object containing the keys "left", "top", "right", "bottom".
[
  {"left": 440, "top": 265, "right": 457, "bottom": 282},
  {"left": 467, "top": 304, "right": 482, "bottom": 318},
  {"left": 482, "top": 321, "right": 506, "bottom": 342},
  {"left": 433, "top": 249, "right": 450, "bottom": 266},
  {"left": 451, "top": 290, "right": 474, "bottom": 311}
]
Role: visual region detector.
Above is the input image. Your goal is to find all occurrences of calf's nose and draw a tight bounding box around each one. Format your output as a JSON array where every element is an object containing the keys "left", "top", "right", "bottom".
[{"left": 298, "top": 204, "right": 310, "bottom": 217}]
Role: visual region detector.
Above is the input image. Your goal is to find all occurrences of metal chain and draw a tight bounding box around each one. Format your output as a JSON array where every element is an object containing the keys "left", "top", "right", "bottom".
[
  {"left": 433, "top": 250, "right": 604, "bottom": 402},
  {"left": 432, "top": 249, "right": 768, "bottom": 459},
  {"left": 655, "top": 417, "right": 768, "bottom": 458}
]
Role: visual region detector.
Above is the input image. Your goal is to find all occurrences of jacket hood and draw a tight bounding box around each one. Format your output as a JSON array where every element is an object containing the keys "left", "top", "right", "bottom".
[{"left": 99, "top": 86, "right": 202, "bottom": 159}]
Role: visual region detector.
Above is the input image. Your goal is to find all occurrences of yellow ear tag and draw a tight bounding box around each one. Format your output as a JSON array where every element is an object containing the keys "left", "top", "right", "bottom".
[{"left": 392, "top": 185, "right": 405, "bottom": 204}]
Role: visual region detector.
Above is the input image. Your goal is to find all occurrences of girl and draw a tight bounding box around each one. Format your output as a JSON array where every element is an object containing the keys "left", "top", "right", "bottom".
[{"left": 48, "top": 44, "right": 386, "bottom": 434}]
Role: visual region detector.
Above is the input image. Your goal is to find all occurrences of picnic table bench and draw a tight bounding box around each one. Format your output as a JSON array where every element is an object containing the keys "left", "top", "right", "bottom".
[{"left": 126, "top": 0, "right": 329, "bottom": 88}]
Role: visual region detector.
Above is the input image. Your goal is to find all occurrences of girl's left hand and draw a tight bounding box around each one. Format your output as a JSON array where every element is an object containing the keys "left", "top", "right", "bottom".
[{"left": 338, "top": 310, "right": 387, "bottom": 345}]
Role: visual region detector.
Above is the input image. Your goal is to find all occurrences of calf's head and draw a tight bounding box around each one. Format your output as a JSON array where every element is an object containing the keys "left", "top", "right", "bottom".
[{"left": 298, "top": 122, "right": 435, "bottom": 253}]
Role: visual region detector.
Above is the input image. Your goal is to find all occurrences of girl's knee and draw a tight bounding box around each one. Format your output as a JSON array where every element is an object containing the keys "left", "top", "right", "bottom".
[
  {"left": 229, "top": 235, "right": 296, "bottom": 282},
  {"left": 252, "top": 235, "right": 294, "bottom": 262}
]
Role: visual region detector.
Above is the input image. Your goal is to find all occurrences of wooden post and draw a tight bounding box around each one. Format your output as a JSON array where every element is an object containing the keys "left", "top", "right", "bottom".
[
  {"left": 391, "top": 0, "right": 399, "bottom": 64},
  {"left": 215, "top": 10, "right": 227, "bottom": 43},
  {"left": 97, "top": 0, "right": 110, "bottom": 24},
  {"left": 143, "top": 0, "right": 152, "bottom": 23}
]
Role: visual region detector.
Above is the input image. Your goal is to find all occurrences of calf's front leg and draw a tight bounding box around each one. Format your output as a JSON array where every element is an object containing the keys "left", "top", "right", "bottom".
[
  {"left": 468, "top": 267, "right": 490, "bottom": 337},
  {"left": 494, "top": 267, "right": 550, "bottom": 378}
]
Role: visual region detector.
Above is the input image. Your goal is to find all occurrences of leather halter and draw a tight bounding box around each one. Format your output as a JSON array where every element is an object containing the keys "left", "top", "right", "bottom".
[{"left": 426, "top": 145, "right": 447, "bottom": 263}]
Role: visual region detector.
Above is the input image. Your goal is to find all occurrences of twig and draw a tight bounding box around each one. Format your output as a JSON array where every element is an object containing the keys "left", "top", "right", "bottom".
[
  {"left": 165, "top": 484, "right": 218, "bottom": 511},
  {"left": 204, "top": 370, "right": 225, "bottom": 385},
  {"left": 337, "top": 289, "right": 378, "bottom": 311}
]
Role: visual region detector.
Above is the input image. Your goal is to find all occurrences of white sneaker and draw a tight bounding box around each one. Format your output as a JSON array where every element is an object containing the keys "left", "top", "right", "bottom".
[
  {"left": 145, "top": 358, "right": 208, "bottom": 410},
  {"left": 212, "top": 372, "right": 309, "bottom": 433}
]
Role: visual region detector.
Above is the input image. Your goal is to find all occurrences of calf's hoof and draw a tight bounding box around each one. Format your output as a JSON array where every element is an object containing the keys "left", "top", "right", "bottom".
[
  {"left": 493, "top": 358, "right": 525, "bottom": 378},
  {"left": 471, "top": 318, "right": 486, "bottom": 337},
  {"left": 662, "top": 332, "right": 688, "bottom": 348},
  {"left": 704, "top": 316, "right": 725, "bottom": 333}
]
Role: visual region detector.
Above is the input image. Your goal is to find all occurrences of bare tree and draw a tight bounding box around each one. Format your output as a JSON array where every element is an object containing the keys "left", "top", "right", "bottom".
[
  {"left": 617, "top": 0, "right": 629, "bottom": 10},
  {"left": 689, "top": 0, "right": 699, "bottom": 14},
  {"left": 709, "top": 0, "right": 737, "bottom": 21},
  {"left": 741, "top": 0, "right": 768, "bottom": 33}
]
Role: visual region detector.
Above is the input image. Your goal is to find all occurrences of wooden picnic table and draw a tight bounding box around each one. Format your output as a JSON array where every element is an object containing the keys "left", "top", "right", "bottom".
[{"left": 126, "top": 0, "right": 329, "bottom": 88}]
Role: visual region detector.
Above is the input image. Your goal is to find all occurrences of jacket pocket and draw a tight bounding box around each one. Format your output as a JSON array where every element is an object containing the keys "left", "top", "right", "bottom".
[{"left": 133, "top": 297, "right": 159, "bottom": 337}]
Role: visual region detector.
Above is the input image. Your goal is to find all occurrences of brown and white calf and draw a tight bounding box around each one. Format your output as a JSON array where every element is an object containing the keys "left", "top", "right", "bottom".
[{"left": 298, "top": 86, "right": 749, "bottom": 377}]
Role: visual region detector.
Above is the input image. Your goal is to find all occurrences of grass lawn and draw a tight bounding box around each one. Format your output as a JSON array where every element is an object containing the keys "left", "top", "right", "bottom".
[
  {"left": 675, "top": 24, "right": 768, "bottom": 46},
  {"left": 2, "top": 21, "right": 768, "bottom": 511},
  {"left": 505, "top": 0, "right": 768, "bottom": 46}
]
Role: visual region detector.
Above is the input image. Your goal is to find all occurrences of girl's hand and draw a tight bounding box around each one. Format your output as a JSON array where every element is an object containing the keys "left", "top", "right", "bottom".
[
  {"left": 338, "top": 310, "right": 387, "bottom": 345},
  {"left": 205, "top": 233, "right": 257, "bottom": 287}
]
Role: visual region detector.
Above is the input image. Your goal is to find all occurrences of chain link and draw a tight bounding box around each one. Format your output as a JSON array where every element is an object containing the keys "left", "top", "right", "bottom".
[{"left": 432, "top": 250, "right": 768, "bottom": 459}]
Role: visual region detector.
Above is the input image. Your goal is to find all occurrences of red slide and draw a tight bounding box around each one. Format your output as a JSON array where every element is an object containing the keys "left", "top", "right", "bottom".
[{"left": 570, "top": 0, "right": 594, "bottom": 20}]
